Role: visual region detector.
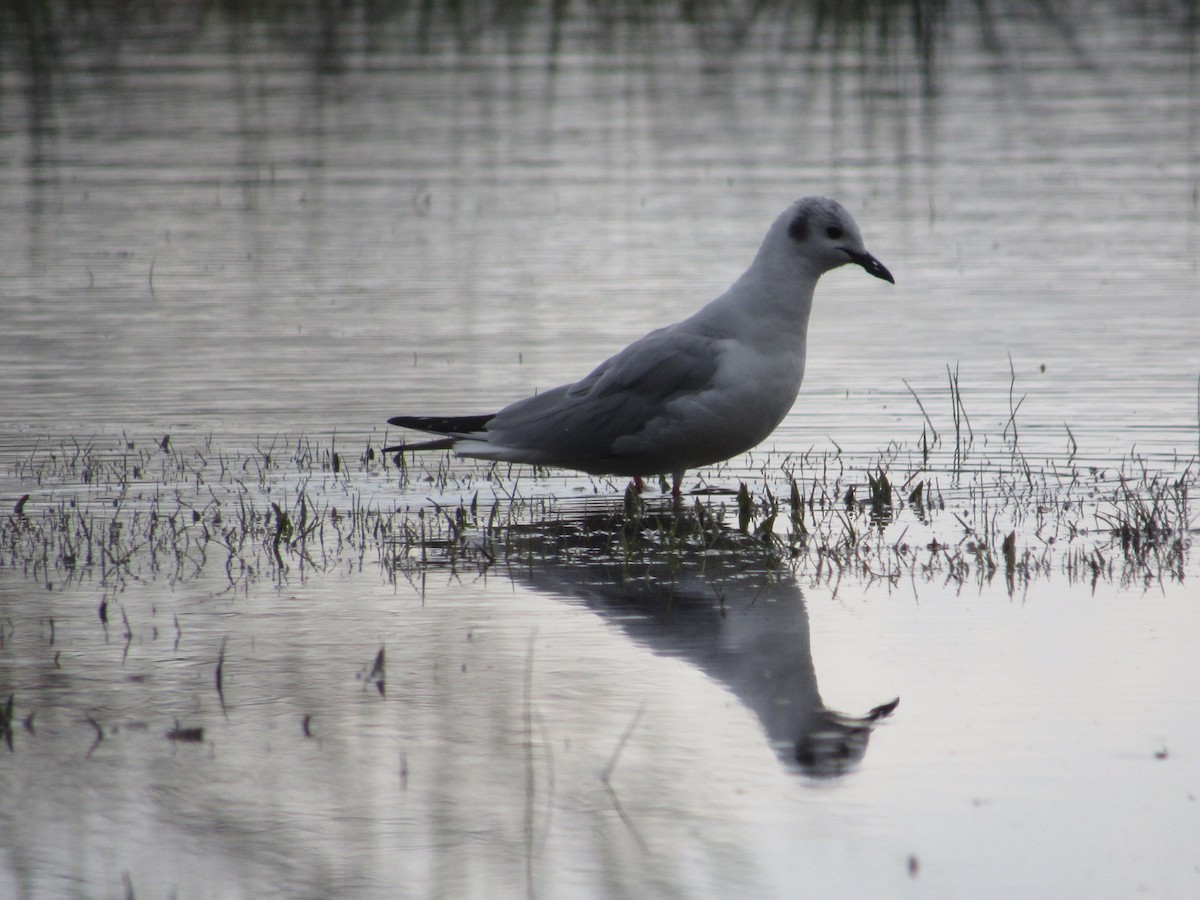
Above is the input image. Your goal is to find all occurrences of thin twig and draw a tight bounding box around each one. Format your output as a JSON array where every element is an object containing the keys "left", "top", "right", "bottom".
[
  {"left": 215, "top": 637, "right": 228, "bottom": 719},
  {"left": 902, "top": 379, "right": 939, "bottom": 443},
  {"left": 601, "top": 705, "right": 648, "bottom": 853},
  {"left": 84, "top": 713, "right": 103, "bottom": 760}
]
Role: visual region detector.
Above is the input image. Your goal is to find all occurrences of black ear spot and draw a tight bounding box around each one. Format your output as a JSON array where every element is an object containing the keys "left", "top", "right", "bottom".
[{"left": 788, "top": 214, "right": 808, "bottom": 242}]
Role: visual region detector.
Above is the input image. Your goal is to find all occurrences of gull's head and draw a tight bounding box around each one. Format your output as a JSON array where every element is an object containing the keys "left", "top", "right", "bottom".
[{"left": 773, "top": 196, "right": 894, "bottom": 284}]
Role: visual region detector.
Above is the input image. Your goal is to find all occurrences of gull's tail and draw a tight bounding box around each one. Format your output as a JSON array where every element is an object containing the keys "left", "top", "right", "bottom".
[{"left": 383, "top": 414, "right": 495, "bottom": 453}]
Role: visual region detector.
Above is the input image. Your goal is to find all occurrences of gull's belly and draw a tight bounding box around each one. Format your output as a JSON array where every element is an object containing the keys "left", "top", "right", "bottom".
[
  {"left": 695, "top": 367, "right": 801, "bottom": 456},
  {"left": 622, "top": 341, "right": 805, "bottom": 471},
  {"left": 708, "top": 337, "right": 806, "bottom": 438}
]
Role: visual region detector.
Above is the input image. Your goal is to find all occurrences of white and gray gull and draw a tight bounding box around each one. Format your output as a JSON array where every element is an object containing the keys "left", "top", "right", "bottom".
[{"left": 384, "top": 196, "right": 894, "bottom": 495}]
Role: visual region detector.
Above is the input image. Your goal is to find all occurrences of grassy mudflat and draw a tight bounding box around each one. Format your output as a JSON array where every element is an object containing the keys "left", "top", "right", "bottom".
[{"left": 3, "top": 425, "right": 1192, "bottom": 599}]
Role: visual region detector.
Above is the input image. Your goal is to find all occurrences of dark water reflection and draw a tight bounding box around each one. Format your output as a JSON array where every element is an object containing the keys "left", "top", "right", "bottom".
[
  {"left": 507, "top": 499, "right": 899, "bottom": 776},
  {"left": 0, "top": 0, "right": 1049, "bottom": 68}
]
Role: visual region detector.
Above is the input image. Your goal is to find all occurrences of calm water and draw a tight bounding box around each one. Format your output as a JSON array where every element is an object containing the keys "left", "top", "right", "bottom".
[{"left": 2, "top": 2, "right": 1199, "bottom": 898}]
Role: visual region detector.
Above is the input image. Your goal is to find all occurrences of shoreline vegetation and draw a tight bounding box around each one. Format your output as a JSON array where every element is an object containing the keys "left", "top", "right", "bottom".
[{"left": 3, "top": 403, "right": 1194, "bottom": 604}]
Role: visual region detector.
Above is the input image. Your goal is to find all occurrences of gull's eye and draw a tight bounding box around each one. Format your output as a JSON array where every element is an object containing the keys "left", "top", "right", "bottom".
[{"left": 826, "top": 225, "right": 844, "bottom": 240}]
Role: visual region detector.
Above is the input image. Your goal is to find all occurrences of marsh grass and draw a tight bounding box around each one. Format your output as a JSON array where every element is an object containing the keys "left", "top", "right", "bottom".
[
  {"left": 1, "top": 397, "right": 1196, "bottom": 604},
  {"left": 0, "top": 444, "right": 1185, "bottom": 607}
]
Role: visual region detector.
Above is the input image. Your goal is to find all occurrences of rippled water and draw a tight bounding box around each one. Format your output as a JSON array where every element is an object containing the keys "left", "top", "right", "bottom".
[{"left": 2, "top": 2, "right": 1199, "bottom": 898}]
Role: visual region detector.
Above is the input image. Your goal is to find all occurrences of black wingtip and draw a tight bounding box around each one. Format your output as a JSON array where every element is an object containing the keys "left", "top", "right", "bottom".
[
  {"left": 387, "top": 414, "right": 495, "bottom": 435},
  {"left": 383, "top": 437, "right": 458, "bottom": 453}
]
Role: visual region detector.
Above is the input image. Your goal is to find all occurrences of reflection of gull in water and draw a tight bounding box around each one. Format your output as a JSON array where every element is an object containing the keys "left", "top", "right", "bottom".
[{"left": 503, "top": 499, "right": 898, "bottom": 777}]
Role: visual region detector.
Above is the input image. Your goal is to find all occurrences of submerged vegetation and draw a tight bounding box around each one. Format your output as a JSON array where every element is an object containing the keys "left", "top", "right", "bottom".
[{"left": 2, "top": 393, "right": 1194, "bottom": 603}]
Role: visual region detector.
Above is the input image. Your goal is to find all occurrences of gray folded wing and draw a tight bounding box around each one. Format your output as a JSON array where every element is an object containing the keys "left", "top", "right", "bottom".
[{"left": 485, "top": 326, "right": 721, "bottom": 467}]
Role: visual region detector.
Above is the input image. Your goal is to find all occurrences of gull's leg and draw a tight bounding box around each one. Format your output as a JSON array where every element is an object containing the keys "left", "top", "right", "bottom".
[{"left": 671, "top": 471, "right": 684, "bottom": 498}]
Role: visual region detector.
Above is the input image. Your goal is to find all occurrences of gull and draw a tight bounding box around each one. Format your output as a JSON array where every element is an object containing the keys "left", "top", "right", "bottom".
[{"left": 385, "top": 196, "right": 893, "bottom": 495}]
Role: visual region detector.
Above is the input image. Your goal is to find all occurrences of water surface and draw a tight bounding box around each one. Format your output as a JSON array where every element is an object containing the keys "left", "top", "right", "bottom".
[{"left": 1, "top": 3, "right": 1199, "bottom": 897}]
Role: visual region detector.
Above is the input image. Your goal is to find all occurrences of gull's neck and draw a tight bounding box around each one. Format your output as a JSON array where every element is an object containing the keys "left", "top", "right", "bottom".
[{"left": 696, "top": 254, "right": 823, "bottom": 341}]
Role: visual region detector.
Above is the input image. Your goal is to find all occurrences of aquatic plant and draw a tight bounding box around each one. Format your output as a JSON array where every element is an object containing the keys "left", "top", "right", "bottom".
[{"left": 1, "top": 410, "right": 1193, "bottom": 604}]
